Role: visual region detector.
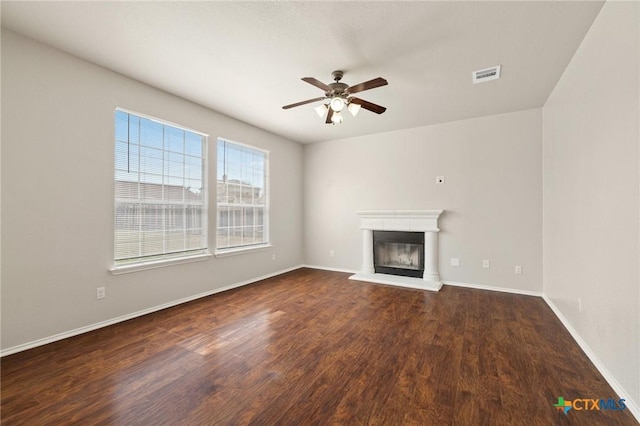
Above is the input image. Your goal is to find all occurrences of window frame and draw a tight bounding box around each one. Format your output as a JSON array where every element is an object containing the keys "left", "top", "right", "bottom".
[
  {"left": 214, "top": 137, "right": 270, "bottom": 257},
  {"left": 110, "top": 108, "right": 211, "bottom": 274}
]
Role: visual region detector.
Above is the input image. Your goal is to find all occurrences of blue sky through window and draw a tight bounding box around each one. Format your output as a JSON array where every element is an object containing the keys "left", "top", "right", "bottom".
[
  {"left": 216, "top": 139, "right": 265, "bottom": 188},
  {"left": 115, "top": 110, "right": 205, "bottom": 195}
]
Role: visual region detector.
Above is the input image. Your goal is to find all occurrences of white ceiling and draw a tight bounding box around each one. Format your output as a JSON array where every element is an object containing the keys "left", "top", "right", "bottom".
[{"left": 1, "top": 1, "right": 604, "bottom": 144}]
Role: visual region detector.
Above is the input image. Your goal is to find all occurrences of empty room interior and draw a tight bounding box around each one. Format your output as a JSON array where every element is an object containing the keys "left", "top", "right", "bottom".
[{"left": 1, "top": 1, "right": 639, "bottom": 424}]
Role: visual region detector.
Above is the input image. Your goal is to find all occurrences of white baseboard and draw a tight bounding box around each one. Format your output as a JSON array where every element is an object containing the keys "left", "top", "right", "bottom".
[
  {"left": 0, "top": 264, "right": 305, "bottom": 357},
  {"left": 302, "top": 264, "right": 358, "bottom": 274},
  {"left": 443, "top": 280, "right": 543, "bottom": 297},
  {"left": 442, "top": 282, "right": 639, "bottom": 421},
  {"left": 4, "top": 266, "right": 637, "bottom": 424},
  {"left": 542, "top": 295, "right": 640, "bottom": 422},
  {"left": 302, "top": 268, "right": 544, "bottom": 297}
]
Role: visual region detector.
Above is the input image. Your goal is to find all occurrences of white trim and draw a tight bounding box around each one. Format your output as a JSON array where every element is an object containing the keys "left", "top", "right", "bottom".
[
  {"left": 443, "top": 280, "right": 543, "bottom": 297},
  {"left": 302, "top": 264, "right": 358, "bottom": 274},
  {"left": 356, "top": 209, "right": 443, "bottom": 232},
  {"left": 302, "top": 269, "right": 543, "bottom": 297},
  {"left": 355, "top": 210, "right": 444, "bottom": 286},
  {"left": 115, "top": 106, "right": 209, "bottom": 137},
  {"left": 214, "top": 243, "right": 272, "bottom": 258},
  {"left": 216, "top": 136, "right": 270, "bottom": 155},
  {"left": 542, "top": 295, "right": 640, "bottom": 422},
  {"left": 1, "top": 265, "right": 304, "bottom": 357},
  {"left": 350, "top": 272, "right": 442, "bottom": 292},
  {"left": 215, "top": 138, "right": 270, "bottom": 252},
  {"left": 6, "top": 264, "right": 637, "bottom": 424},
  {"left": 110, "top": 253, "right": 212, "bottom": 275},
  {"left": 308, "top": 267, "right": 639, "bottom": 422},
  {"left": 113, "top": 109, "right": 210, "bottom": 271}
]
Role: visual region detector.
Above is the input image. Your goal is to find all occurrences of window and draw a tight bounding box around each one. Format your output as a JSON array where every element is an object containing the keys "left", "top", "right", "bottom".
[
  {"left": 114, "top": 109, "right": 208, "bottom": 267},
  {"left": 216, "top": 139, "right": 268, "bottom": 252}
]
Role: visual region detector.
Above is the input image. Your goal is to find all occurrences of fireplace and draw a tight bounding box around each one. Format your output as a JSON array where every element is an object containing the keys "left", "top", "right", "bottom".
[
  {"left": 349, "top": 210, "right": 444, "bottom": 292},
  {"left": 373, "top": 231, "right": 424, "bottom": 278}
]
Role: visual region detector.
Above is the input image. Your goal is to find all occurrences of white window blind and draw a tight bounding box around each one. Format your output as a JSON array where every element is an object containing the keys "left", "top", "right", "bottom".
[
  {"left": 114, "top": 109, "right": 208, "bottom": 265},
  {"left": 216, "top": 139, "right": 268, "bottom": 250}
]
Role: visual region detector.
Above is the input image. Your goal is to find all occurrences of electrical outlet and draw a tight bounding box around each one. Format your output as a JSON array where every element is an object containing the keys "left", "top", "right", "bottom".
[
  {"left": 329, "top": 250, "right": 335, "bottom": 258},
  {"left": 482, "top": 259, "right": 490, "bottom": 269},
  {"left": 272, "top": 253, "right": 276, "bottom": 261},
  {"left": 96, "top": 287, "right": 106, "bottom": 300},
  {"left": 578, "top": 297, "right": 582, "bottom": 313},
  {"left": 515, "top": 265, "right": 522, "bottom": 274},
  {"left": 450, "top": 258, "right": 460, "bottom": 267},
  {"left": 436, "top": 176, "right": 445, "bottom": 184}
]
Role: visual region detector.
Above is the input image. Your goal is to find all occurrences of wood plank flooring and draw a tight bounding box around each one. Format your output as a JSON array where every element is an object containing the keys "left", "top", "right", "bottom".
[{"left": 1, "top": 268, "right": 637, "bottom": 425}]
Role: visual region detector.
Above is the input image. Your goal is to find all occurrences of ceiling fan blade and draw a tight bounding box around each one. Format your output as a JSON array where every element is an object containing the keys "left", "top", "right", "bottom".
[
  {"left": 347, "top": 77, "right": 388, "bottom": 94},
  {"left": 325, "top": 107, "right": 334, "bottom": 124},
  {"left": 350, "top": 97, "right": 387, "bottom": 114},
  {"left": 282, "top": 97, "right": 326, "bottom": 109},
  {"left": 302, "top": 77, "right": 331, "bottom": 92}
]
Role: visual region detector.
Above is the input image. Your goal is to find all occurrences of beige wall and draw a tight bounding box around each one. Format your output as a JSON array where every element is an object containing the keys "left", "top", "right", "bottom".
[
  {"left": 304, "top": 109, "right": 543, "bottom": 293},
  {"left": 2, "top": 3, "right": 638, "bottom": 414},
  {"left": 543, "top": 0, "right": 639, "bottom": 409},
  {"left": 0, "top": 30, "right": 304, "bottom": 350}
]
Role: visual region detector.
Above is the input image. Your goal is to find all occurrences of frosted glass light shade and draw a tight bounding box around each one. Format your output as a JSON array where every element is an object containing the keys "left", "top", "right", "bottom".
[
  {"left": 315, "top": 104, "right": 328, "bottom": 118},
  {"left": 330, "top": 97, "right": 345, "bottom": 112},
  {"left": 348, "top": 103, "right": 361, "bottom": 117}
]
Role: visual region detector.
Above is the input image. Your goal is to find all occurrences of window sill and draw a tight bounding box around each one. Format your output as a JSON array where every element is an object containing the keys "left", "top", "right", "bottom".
[
  {"left": 214, "top": 243, "right": 272, "bottom": 258},
  {"left": 110, "top": 253, "right": 212, "bottom": 275}
]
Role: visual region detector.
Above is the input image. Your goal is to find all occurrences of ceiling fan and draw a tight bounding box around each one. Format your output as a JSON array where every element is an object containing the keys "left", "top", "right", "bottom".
[{"left": 282, "top": 70, "right": 388, "bottom": 124}]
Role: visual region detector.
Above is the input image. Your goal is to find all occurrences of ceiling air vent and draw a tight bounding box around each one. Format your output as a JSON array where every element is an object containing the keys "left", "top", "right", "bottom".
[{"left": 472, "top": 65, "right": 501, "bottom": 84}]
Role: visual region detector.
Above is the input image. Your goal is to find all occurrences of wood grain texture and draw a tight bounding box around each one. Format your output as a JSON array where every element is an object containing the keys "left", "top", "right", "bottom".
[{"left": 1, "top": 268, "right": 637, "bottom": 425}]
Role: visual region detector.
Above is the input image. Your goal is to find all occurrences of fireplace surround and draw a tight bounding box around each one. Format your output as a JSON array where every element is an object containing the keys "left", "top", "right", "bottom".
[{"left": 349, "top": 210, "right": 444, "bottom": 291}]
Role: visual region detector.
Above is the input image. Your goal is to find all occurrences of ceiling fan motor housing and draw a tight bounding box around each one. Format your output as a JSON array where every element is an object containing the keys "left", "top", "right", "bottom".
[{"left": 327, "top": 82, "right": 349, "bottom": 97}]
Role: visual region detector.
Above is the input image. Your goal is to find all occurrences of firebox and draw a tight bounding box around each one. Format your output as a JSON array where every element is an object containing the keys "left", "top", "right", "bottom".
[{"left": 373, "top": 231, "right": 425, "bottom": 278}]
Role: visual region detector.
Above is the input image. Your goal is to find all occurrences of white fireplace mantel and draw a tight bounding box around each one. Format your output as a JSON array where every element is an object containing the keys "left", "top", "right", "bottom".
[
  {"left": 350, "top": 210, "right": 444, "bottom": 292},
  {"left": 357, "top": 210, "right": 442, "bottom": 232}
]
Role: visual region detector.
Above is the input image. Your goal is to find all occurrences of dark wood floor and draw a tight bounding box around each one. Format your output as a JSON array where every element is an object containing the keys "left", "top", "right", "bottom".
[{"left": 1, "top": 268, "right": 636, "bottom": 425}]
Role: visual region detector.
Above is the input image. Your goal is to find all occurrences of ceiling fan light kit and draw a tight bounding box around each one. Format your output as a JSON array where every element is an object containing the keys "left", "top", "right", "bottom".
[
  {"left": 283, "top": 70, "right": 388, "bottom": 125},
  {"left": 330, "top": 96, "right": 345, "bottom": 112}
]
